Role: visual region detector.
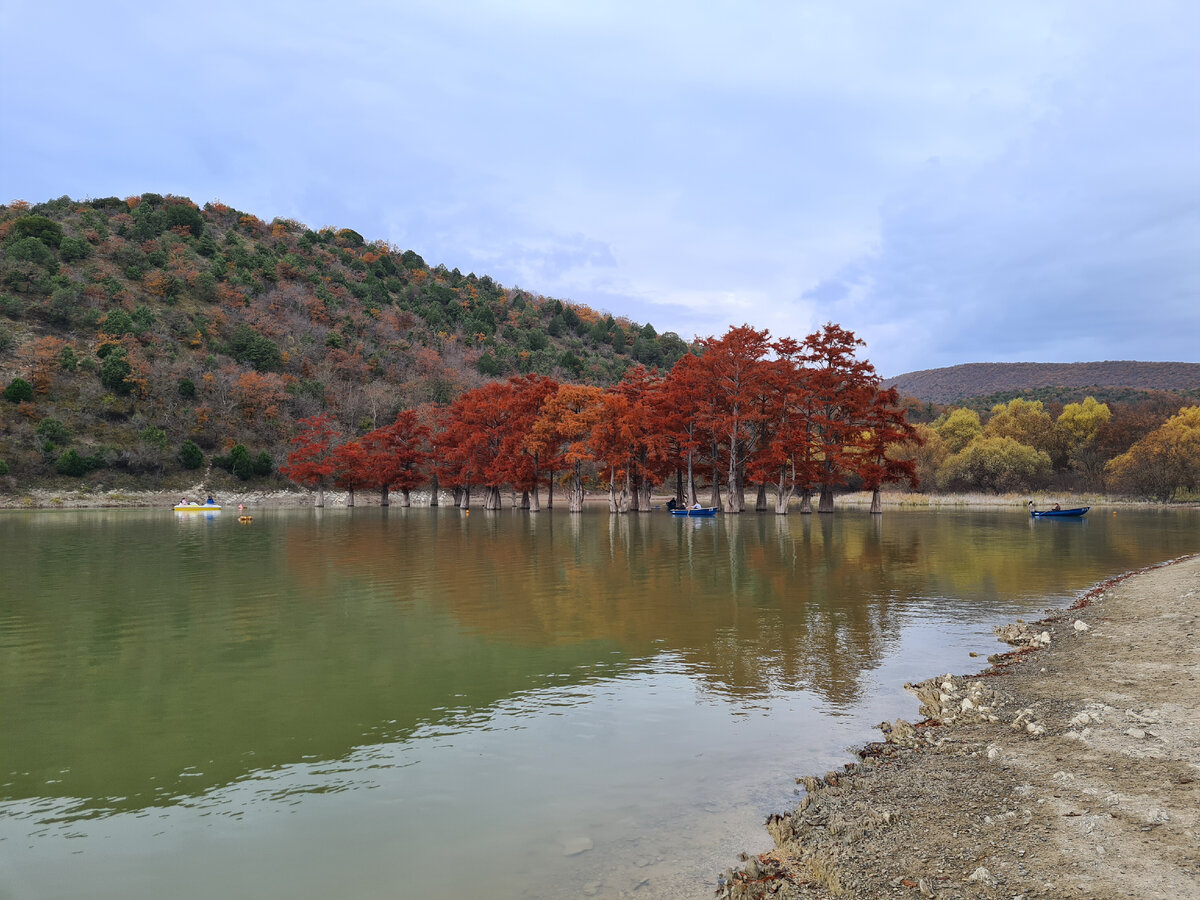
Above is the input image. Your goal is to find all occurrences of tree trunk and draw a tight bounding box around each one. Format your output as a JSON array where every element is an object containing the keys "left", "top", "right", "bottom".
[
  {"left": 400, "top": 488, "right": 411, "bottom": 507},
  {"left": 686, "top": 452, "right": 697, "bottom": 507},
  {"left": 547, "top": 470, "right": 554, "bottom": 509},
  {"left": 529, "top": 488, "right": 541, "bottom": 512},
  {"left": 347, "top": 487, "right": 355, "bottom": 507},
  {"left": 774, "top": 484, "right": 793, "bottom": 515},
  {"left": 638, "top": 475, "right": 652, "bottom": 512},
  {"left": 484, "top": 486, "right": 502, "bottom": 510},
  {"left": 608, "top": 467, "right": 619, "bottom": 514},
  {"left": 755, "top": 481, "right": 768, "bottom": 512},
  {"left": 380, "top": 485, "right": 390, "bottom": 507},
  {"left": 315, "top": 483, "right": 325, "bottom": 508},
  {"left": 429, "top": 473, "right": 439, "bottom": 507},
  {"left": 520, "top": 490, "right": 530, "bottom": 510},
  {"left": 798, "top": 489, "right": 813, "bottom": 514},
  {"left": 568, "top": 471, "right": 585, "bottom": 512},
  {"left": 675, "top": 468, "right": 684, "bottom": 506},
  {"left": 818, "top": 483, "right": 834, "bottom": 513},
  {"left": 459, "top": 484, "right": 470, "bottom": 509},
  {"left": 870, "top": 487, "right": 882, "bottom": 514},
  {"left": 451, "top": 485, "right": 462, "bottom": 507}
]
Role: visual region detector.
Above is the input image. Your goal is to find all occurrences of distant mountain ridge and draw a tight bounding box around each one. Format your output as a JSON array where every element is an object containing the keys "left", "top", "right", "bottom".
[{"left": 885, "top": 361, "right": 1200, "bottom": 405}]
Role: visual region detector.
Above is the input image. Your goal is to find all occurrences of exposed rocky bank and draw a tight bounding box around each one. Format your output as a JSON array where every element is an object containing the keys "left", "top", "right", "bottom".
[{"left": 719, "top": 554, "right": 1200, "bottom": 899}]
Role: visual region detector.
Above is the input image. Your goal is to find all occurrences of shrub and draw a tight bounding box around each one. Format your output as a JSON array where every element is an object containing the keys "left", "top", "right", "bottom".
[
  {"left": 55, "top": 449, "right": 88, "bottom": 477},
  {"left": 5, "top": 236, "right": 59, "bottom": 273},
  {"left": 228, "top": 325, "right": 282, "bottom": 372},
  {"left": 36, "top": 417, "right": 71, "bottom": 445},
  {"left": 0, "top": 459, "right": 8, "bottom": 476},
  {"left": 476, "top": 352, "right": 502, "bottom": 376},
  {"left": 178, "top": 440, "right": 204, "bottom": 469},
  {"left": 99, "top": 349, "right": 133, "bottom": 394},
  {"left": 178, "top": 377, "right": 196, "bottom": 398},
  {"left": 4, "top": 377, "right": 33, "bottom": 402},
  {"left": 8, "top": 215, "right": 63, "bottom": 248},
  {"left": 253, "top": 450, "right": 273, "bottom": 477},
  {"left": 163, "top": 203, "right": 204, "bottom": 238},
  {"left": 58, "top": 237, "right": 91, "bottom": 262},
  {"left": 60, "top": 345, "right": 77, "bottom": 371}
]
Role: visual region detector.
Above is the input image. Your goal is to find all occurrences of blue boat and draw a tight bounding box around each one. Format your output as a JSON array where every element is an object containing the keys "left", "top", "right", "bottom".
[
  {"left": 1030, "top": 506, "right": 1089, "bottom": 518},
  {"left": 670, "top": 507, "right": 718, "bottom": 517}
]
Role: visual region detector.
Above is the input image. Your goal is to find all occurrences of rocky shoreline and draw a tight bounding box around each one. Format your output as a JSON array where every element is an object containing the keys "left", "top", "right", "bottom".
[{"left": 719, "top": 554, "right": 1200, "bottom": 899}]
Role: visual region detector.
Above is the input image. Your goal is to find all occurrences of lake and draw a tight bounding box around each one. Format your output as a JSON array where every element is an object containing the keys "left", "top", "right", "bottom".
[{"left": 2, "top": 505, "right": 1197, "bottom": 899}]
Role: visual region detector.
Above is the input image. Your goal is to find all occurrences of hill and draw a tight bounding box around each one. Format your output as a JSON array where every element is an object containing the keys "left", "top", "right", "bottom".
[
  {"left": 885, "top": 361, "right": 1200, "bottom": 406},
  {"left": 0, "top": 193, "right": 693, "bottom": 488}
]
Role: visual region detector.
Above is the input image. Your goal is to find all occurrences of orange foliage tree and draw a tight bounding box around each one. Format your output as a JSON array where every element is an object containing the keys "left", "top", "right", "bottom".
[{"left": 279, "top": 414, "right": 340, "bottom": 507}]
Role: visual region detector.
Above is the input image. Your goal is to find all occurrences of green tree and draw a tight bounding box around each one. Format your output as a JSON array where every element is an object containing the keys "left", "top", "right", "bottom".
[
  {"left": 228, "top": 325, "right": 282, "bottom": 372},
  {"left": 99, "top": 348, "right": 133, "bottom": 394},
  {"left": 9, "top": 215, "right": 63, "bottom": 247},
  {"left": 179, "top": 440, "right": 204, "bottom": 469},
  {"left": 229, "top": 444, "right": 255, "bottom": 480},
  {"left": 36, "top": 417, "right": 71, "bottom": 445},
  {"left": 4, "top": 377, "right": 33, "bottom": 402},
  {"left": 253, "top": 450, "right": 273, "bottom": 476},
  {"left": 937, "top": 436, "right": 1052, "bottom": 494},
  {"left": 55, "top": 449, "right": 88, "bottom": 477}
]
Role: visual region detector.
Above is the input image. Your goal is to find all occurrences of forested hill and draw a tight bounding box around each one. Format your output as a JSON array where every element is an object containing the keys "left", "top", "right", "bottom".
[
  {"left": 886, "top": 361, "right": 1200, "bottom": 405},
  {"left": 0, "top": 193, "right": 693, "bottom": 486}
]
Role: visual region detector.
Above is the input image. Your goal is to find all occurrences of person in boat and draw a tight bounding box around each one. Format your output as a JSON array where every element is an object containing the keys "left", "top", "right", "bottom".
[
  {"left": 1052, "top": 502, "right": 1061, "bottom": 511},
  {"left": 205, "top": 495, "right": 215, "bottom": 505},
  {"left": 692, "top": 502, "right": 702, "bottom": 510},
  {"left": 666, "top": 497, "right": 677, "bottom": 511}
]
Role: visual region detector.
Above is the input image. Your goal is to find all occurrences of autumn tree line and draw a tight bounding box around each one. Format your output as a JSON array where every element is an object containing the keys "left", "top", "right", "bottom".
[
  {"left": 281, "top": 324, "right": 918, "bottom": 514},
  {"left": 906, "top": 395, "right": 1200, "bottom": 501}
]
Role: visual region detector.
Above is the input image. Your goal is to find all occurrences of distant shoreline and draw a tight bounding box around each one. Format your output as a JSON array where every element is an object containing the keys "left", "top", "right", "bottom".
[{"left": 0, "top": 487, "right": 1188, "bottom": 511}]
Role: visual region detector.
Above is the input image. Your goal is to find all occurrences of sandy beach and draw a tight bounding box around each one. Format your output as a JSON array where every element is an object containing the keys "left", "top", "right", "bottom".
[{"left": 719, "top": 554, "right": 1200, "bottom": 899}]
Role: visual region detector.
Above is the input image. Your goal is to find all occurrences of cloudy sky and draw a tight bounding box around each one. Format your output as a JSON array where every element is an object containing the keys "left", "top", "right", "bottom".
[{"left": 2, "top": 1, "right": 1196, "bottom": 376}]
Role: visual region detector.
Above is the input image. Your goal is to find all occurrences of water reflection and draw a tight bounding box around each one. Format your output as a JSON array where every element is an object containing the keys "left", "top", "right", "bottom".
[{"left": 2, "top": 506, "right": 1198, "bottom": 830}]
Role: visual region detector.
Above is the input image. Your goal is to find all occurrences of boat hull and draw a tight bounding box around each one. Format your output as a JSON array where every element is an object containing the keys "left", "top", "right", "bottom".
[
  {"left": 1031, "top": 507, "right": 1089, "bottom": 518},
  {"left": 670, "top": 507, "right": 718, "bottom": 517},
  {"left": 174, "top": 504, "right": 223, "bottom": 512}
]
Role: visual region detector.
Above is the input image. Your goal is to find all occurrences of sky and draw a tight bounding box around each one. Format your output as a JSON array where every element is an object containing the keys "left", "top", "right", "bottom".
[{"left": 2, "top": 1, "right": 1197, "bottom": 377}]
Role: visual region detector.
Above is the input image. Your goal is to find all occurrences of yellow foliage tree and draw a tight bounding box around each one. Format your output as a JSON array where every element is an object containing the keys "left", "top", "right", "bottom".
[{"left": 1106, "top": 406, "right": 1200, "bottom": 501}]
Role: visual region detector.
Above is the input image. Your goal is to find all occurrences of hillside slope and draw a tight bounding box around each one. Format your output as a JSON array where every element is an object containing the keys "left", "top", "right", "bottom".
[
  {"left": 0, "top": 193, "right": 692, "bottom": 487},
  {"left": 886, "top": 361, "right": 1200, "bottom": 405}
]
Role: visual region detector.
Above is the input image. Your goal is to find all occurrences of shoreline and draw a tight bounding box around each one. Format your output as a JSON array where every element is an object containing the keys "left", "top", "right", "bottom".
[
  {"left": 720, "top": 553, "right": 1200, "bottom": 899},
  {"left": 0, "top": 486, "right": 1188, "bottom": 511}
]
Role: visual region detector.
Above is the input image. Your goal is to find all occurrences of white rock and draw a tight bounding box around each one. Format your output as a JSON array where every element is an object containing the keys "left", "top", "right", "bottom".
[
  {"left": 1073, "top": 619, "right": 1090, "bottom": 633},
  {"left": 961, "top": 698, "right": 975, "bottom": 711},
  {"left": 967, "top": 866, "right": 994, "bottom": 884},
  {"left": 987, "top": 745, "right": 1001, "bottom": 760},
  {"left": 1124, "top": 728, "right": 1147, "bottom": 740},
  {"left": 1026, "top": 722, "right": 1046, "bottom": 736}
]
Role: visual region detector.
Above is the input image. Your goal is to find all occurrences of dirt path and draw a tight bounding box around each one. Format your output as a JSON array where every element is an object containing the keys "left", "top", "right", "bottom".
[{"left": 720, "top": 554, "right": 1200, "bottom": 899}]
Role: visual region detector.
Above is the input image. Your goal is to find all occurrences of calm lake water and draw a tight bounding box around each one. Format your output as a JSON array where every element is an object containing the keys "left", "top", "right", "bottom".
[{"left": 2, "top": 505, "right": 1198, "bottom": 899}]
